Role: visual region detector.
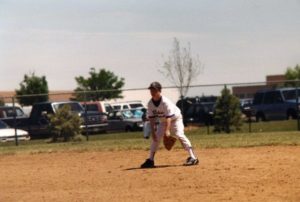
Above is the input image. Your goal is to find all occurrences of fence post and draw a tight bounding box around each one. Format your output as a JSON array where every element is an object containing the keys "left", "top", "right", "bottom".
[
  {"left": 206, "top": 123, "right": 210, "bottom": 135},
  {"left": 12, "top": 97, "right": 19, "bottom": 146},
  {"left": 248, "top": 115, "right": 252, "bottom": 133},
  {"left": 84, "top": 91, "right": 89, "bottom": 141}
]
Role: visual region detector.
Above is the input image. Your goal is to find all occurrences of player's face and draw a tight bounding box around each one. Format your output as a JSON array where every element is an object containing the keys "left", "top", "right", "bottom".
[{"left": 150, "top": 88, "right": 160, "bottom": 99}]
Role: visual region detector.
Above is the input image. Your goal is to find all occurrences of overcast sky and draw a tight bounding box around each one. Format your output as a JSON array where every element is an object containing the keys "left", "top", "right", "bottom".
[{"left": 1, "top": 0, "right": 300, "bottom": 95}]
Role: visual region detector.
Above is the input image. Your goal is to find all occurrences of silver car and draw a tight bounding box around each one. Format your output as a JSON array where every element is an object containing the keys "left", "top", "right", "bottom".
[{"left": 107, "top": 110, "right": 143, "bottom": 132}]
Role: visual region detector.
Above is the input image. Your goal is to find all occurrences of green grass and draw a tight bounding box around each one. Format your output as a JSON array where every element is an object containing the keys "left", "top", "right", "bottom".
[
  {"left": 198, "top": 119, "right": 300, "bottom": 134},
  {"left": 240, "top": 119, "right": 300, "bottom": 133},
  {"left": 1, "top": 120, "right": 300, "bottom": 155}
]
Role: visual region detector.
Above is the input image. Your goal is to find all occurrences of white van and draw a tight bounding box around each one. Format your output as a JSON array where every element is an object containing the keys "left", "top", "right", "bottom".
[{"left": 110, "top": 101, "right": 145, "bottom": 111}]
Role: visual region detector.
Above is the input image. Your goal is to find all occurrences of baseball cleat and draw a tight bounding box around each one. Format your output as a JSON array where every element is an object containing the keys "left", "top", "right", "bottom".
[
  {"left": 184, "top": 157, "right": 199, "bottom": 166},
  {"left": 140, "top": 158, "right": 155, "bottom": 168}
]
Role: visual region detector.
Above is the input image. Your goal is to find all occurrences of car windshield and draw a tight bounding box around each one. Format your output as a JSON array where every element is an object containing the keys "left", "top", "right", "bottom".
[
  {"left": 53, "top": 103, "right": 83, "bottom": 112},
  {"left": 0, "top": 121, "right": 9, "bottom": 129},
  {"left": 282, "top": 89, "right": 300, "bottom": 100},
  {"left": 130, "top": 109, "right": 144, "bottom": 118},
  {"left": 83, "top": 104, "right": 98, "bottom": 111},
  {"left": 122, "top": 110, "right": 134, "bottom": 119}
]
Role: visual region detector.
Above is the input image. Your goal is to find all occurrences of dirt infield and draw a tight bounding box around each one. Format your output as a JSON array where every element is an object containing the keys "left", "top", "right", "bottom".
[{"left": 1, "top": 146, "right": 300, "bottom": 202}]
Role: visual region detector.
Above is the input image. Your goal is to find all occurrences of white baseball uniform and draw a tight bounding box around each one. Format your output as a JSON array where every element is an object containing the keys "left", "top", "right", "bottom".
[{"left": 147, "top": 96, "right": 193, "bottom": 153}]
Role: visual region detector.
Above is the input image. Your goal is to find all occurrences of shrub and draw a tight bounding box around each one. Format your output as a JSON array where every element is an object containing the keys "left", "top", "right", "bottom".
[
  {"left": 214, "top": 86, "right": 243, "bottom": 133},
  {"left": 48, "top": 105, "right": 83, "bottom": 142}
]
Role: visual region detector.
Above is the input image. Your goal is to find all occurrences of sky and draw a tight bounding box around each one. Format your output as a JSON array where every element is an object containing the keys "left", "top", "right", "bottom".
[{"left": 1, "top": 0, "right": 300, "bottom": 96}]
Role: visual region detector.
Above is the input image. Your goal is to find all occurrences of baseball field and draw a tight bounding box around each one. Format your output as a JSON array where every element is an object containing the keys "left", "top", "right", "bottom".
[{"left": 1, "top": 130, "right": 300, "bottom": 202}]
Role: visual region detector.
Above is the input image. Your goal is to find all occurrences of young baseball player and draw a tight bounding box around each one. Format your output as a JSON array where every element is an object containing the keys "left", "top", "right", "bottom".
[{"left": 140, "top": 81, "right": 199, "bottom": 168}]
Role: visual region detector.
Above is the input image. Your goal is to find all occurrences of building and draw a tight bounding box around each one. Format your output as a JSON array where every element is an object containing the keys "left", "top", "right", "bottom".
[
  {"left": 232, "top": 75, "right": 286, "bottom": 99},
  {"left": 0, "top": 91, "right": 73, "bottom": 104},
  {"left": 0, "top": 89, "right": 180, "bottom": 107}
]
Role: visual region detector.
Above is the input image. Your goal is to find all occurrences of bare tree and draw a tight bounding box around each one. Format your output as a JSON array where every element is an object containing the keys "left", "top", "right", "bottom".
[{"left": 160, "top": 38, "right": 203, "bottom": 98}]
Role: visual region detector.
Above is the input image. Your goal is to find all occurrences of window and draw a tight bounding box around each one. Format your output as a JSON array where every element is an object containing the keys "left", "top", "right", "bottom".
[
  {"left": 53, "top": 103, "right": 83, "bottom": 112},
  {"left": 263, "top": 91, "right": 282, "bottom": 104},
  {"left": 0, "top": 121, "right": 8, "bottom": 129},
  {"left": 282, "top": 89, "right": 300, "bottom": 100},
  {"left": 113, "top": 105, "right": 121, "bottom": 110},
  {"left": 186, "top": 105, "right": 195, "bottom": 117},
  {"left": 15, "top": 108, "right": 25, "bottom": 117},
  {"left": 129, "top": 103, "right": 143, "bottom": 108},
  {"left": 253, "top": 93, "right": 264, "bottom": 105},
  {"left": 85, "top": 104, "right": 98, "bottom": 111},
  {"left": 104, "top": 104, "right": 113, "bottom": 112},
  {"left": 122, "top": 111, "right": 134, "bottom": 119},
  {"left": 2, "top": 107, "right": 25, "bottom": 118},
  {"left": 273, "top": 91, "right": 283, "bottom": 103}
]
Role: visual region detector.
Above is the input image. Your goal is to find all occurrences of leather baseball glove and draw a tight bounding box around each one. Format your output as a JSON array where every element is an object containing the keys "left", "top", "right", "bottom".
[{"left": 163, "top": 135, "right": 177, "bottom": 151}]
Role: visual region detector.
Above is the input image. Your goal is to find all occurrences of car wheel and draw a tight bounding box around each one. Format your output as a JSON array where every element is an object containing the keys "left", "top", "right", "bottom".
[
  {"left": 256, "top": 113, "right": 265, "bottom": 122},
  {"left": 125, "top": 126, "right": 132, "bottom": 132},
  {"left": 287, "top": 110, "right": 297, "bottom": 120}
]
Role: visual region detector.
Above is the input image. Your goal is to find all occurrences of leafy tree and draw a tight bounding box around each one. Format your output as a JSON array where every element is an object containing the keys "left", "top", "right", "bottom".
[
  {"left": 285, "top": 64, "right": 300, "bottom": 87},
  {"left": 15, "top": 72, "right": 49, "bottom": 106},
  {"left": 160, "top": 38, "right": 203, "bottom": 98},
  {"left": 214, "top": 86, "right": 243, "bottom": 133},
  {"left": 74, "top": 68, "right": 125, "bottom": 101},
  {"left": 48, "top": 105, "right": 83, "bottom": 142}
]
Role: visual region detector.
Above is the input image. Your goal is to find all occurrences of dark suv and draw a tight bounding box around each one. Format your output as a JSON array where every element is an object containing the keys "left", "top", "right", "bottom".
[
  {"left": 182, "top": 102, "right": 215, "bottom": 126},
  {"left": 252, "top": 88, "right": 300, "bottom": 121}
]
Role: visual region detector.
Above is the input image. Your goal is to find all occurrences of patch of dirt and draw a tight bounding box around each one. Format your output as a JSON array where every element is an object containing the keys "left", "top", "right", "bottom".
[{"left": 1, "top": 146, "right": 300, "bottom": 202}]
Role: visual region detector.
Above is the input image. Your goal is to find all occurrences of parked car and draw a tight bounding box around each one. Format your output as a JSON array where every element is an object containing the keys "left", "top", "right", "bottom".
[
  {"left": 81, "top": 101, "right": 113, "bottom": 115},
  {"left": 1, "top": 101, "right": 108, "bottom": 138},
  {"left": 0, "top": 106, "right": 29, "bottom": 129},
  {"left": 176, "top": 96, "right": 217, "bottom": 117},
  {"left": 0, "top": 120, "right": 30, "bottom": 142},
  {"left": 251, "top": 88, "right": 300, "bottom": 121},
  {"left": 107, "top": 110, "right": 143, "bottom": 132},
  {"left": 183, "top": 102, "right": 215, "bottom": 126},
  {"left": 110, "top": 101, "right": 145, "bottom": 111},
  {"left": 239, "top": 98, "right": 253, "bottom": 118}
]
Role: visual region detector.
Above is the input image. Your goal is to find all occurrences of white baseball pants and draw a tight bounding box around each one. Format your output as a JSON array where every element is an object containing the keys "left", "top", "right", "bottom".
[{"left": 150, "top": 117, "right": 192, "bottom": 153}]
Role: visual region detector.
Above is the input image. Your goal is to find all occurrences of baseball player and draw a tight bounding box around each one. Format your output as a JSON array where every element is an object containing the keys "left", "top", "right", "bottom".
[{"left": 140, "top": 81, "right": 199, "bottom": 168}]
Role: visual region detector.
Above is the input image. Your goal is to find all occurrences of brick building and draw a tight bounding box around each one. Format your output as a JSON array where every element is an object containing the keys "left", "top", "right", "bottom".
[
  {"left": 232, "top": 75, "right": 286, "bottom": 99},
  {"left": 0, "top": 91, "right": 73, "bottom": 104},
  {"left": 0, "top": 89, "right": 179, "bottom": 106}
]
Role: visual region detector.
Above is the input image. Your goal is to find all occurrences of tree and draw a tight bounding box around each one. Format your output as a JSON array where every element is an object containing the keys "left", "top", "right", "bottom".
[
  {"left": 284, "top": 64, "right": 300, "bottom": 87},
  {"left": 160, "top": 38, "right": 203, "bottom": 98},
  {"left": 48, "top": 105, "right": 83, "bottom": 142},
  {"left": 74, "top": 68, "right": 125, "bottom": 101},
  {"left": 214, "top": 86, "right": 243, "bottom": 133},
  {"left": 15, "top": 72, "right": 49, "bottom": 106}
]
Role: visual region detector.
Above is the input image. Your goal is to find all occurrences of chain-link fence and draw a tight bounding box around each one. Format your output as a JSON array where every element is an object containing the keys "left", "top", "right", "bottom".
[{"left": 1, "top": 79, "right": 300, "bottom": 146}]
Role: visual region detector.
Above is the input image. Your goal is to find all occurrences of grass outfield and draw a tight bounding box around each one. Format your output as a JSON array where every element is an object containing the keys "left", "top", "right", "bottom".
[{"left": 1, "top": 121, "right": 300, "bottom": 155}]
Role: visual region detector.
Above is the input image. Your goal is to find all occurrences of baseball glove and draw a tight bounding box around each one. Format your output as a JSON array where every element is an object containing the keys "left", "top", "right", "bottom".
[{"left": 163, "top": 135, "right": 177, "bottom": 151}]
